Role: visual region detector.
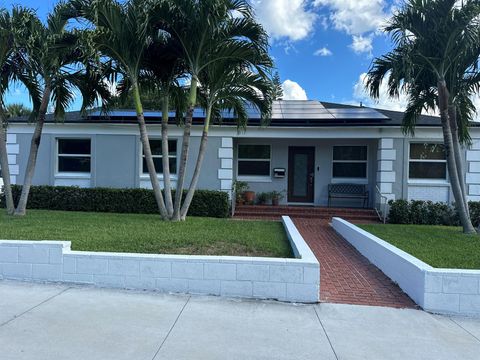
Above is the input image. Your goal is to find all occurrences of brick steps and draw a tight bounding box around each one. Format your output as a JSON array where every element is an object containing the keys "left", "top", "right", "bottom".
[{"left": 233, "top": 205, "right": 380, "bottom": 222}]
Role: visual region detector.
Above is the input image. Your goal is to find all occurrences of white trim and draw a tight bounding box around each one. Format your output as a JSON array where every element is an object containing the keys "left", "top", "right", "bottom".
[{"left": 237, "top": 176, "right": 272, "bottom": 183}]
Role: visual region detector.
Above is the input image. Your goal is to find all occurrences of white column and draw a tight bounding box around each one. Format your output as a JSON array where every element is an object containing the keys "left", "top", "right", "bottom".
[
  {"left": 376, "top": 138, "right": 396, "bottom": 201},
  {"left": 218, "top": 137, "right": 233, "bottom": 197},
  {"left": 466, "top": 139, "right": 480, "bottom": 201}
]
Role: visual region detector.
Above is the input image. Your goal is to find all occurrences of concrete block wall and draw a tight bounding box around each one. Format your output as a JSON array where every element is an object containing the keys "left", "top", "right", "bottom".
[
  {"left": 0, "top": 217, "right": 320, "bottom": 303},
  {"left": 332, "top": 218, "right": 480, "bottom": 316}
]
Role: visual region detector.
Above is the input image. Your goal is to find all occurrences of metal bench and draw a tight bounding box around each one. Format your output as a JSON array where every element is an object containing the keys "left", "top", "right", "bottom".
[{"left": 328, "top": 183, "right": 369, "bottom": 208}]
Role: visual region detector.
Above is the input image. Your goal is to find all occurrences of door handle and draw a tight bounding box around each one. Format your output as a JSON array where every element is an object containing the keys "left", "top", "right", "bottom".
[{"left": 309, "top": 173, "right": 314, "bottom": 184}]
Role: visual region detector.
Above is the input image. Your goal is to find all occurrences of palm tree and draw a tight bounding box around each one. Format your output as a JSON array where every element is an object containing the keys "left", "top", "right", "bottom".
[
  {"left": 13, "top": 1, "right": 112, "bottom": 216},
  {"left": 0, "top": 6, "right": 40, "bottom": 215},
  {"left": 162, "top": 0, "right": 272, "bottom": 220},
  {"left": 71, "top": 0, "right": 173, "bottom": 219},
  {"left": 180, "top": 58, "right": 273, "bottom": 219},
  {"left": 6, "top": 103, "right": 32, "bottom": 117},
  {"left": 365, "top": 0, "right": 480, "bottom": 234}
]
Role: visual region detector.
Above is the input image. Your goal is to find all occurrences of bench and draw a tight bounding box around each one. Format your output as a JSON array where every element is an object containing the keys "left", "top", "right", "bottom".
[{"left": 328, "top": 183, "right": 369, "bottom": 208}]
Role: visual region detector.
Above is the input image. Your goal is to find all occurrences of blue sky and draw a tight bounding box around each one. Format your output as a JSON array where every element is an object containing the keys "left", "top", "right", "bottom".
[{"left": 2, "top": 0, "right": 402, "bottom": 111}]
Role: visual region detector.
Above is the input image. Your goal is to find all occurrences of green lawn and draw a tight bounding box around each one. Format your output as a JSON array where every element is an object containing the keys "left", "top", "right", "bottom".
[
  {"left": 359, "top": 224, "right": 480, "bottom": 269},
  {"left": 0, "top": 210, "right": 292, "bottom": 258}
]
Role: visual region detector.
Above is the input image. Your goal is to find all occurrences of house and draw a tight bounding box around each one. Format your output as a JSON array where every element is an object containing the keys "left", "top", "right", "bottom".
[{"left": 4, "top": 100, "right": 480, "bottom": 211}]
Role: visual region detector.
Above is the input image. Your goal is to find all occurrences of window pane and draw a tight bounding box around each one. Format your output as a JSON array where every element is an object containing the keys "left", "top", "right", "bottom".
[
  {"left": 142, "top": 157, "right": 176, "bottom": 174},
  {"left": 58, "top": 156, "right": 91, "bottom": 172},
  {"left": 409, "top": 162, "right": 446, "bottom": 179},
  {"left": 238, "top": 160, "right": 270, "bottom": 176},
  {"left": 410, "top": 143, "right": 445, "bottom": 160},
  {"left": 148, "top": 140, "right": 177, "bottom": 156},
  {"left": 333, "top": 146, "right": 367, "bottom": 161},
  {"left": 238, "top": 145, "right": 270, "bottom": 159},
  {"left": 332, "top": 163, "right": 367, "bottom": 178},
  {"left": 58, "top": 139, "right": 90, "bottom": 155}
]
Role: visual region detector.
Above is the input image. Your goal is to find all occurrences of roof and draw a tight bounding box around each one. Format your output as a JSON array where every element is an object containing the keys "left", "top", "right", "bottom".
[{"left": 8, "top": 100, "right": 443, "bottom": 128}]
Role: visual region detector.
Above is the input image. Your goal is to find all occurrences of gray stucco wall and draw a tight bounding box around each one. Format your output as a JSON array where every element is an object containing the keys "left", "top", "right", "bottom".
[
  {"left": 15, "top": 130, "right": 221, "bottom": 192},
  {"left": 234, "top": 138, "right": 378, "bottom": 207}
]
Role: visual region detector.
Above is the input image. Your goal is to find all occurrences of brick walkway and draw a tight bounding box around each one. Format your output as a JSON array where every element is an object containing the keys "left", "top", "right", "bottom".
[{"left": 294, "top": 218, "right": 417, "bottom": 309}]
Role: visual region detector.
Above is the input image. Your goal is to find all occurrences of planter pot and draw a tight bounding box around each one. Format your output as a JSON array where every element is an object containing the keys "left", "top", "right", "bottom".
[
  {"left": 244, "top": 191, "right": 255, "bottom": 204},
  {"left": 272, "top": 198, "right": 280, "bottom": 206}
]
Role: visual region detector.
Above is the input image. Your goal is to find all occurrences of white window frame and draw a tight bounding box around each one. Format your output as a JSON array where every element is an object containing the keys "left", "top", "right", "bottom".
[
  {"left": 236, "top": 144, "right": 272, "bottom": 182},
  {"left": 140, "top": 138, "right": 178, "bottom": 179},
  {"left": 408, "top": 142, "right": 448, "bottom": 183},
  {"left": 56, "top": 138, "right": 91, "bottom": 177},
  {"left": 331, "top": 145, "right": 368, "bottom": 183}
]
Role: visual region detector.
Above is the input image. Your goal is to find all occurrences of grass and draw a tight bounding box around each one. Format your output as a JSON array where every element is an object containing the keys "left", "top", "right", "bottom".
[
  {"left": 0, "top": 210, "right": 292, "bottom": 258},
  {"left": 359, "top": 224, "right": 480, "bottom": 269}
]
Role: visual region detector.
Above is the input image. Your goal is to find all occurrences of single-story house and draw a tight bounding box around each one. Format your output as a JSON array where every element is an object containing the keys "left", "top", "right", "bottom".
[{"left": 3, "top": 100, "right": 480, "bottom": 210}]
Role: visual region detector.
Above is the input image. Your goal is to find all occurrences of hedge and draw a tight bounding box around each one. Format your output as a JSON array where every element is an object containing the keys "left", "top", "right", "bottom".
[
  {"left": 3, "top": 185, "right": 230, "bottom": 218},
  {"left": 388, "top": 199, "right": 480, "bottom": 227}
]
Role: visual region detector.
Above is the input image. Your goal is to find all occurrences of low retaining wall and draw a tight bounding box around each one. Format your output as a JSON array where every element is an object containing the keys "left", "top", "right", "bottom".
[
  {"left": 0, "top": 216, "right": 319, "bottom": 303},
  {"left": 332, "top": 217, "right": 480, "bottom": 316}
]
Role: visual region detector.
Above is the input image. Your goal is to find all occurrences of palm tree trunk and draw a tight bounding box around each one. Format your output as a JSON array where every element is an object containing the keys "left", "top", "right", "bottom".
[
  {"left": 180, "top": 105, "right": 211, "bottom": 220},
  {"left": 438, "top": 80, "right": 475, "bottom": 233},
  {"left": 448, "top": 106, "right": 470, "bottom": 217},
  {"left": 0, "top": 113, "right": 14, "bottom": 215},
  {"left": 14, "top": 87, "right": 51, "bottom": 216},
  {"left": 133, "top": 84, "right": 169, "bottom": 220},
  {"left": 172, "top": 76, "right": 198, "bottom": 221},
  {"left": 161, "top": 95, "right": 174, "bottom": 217}
]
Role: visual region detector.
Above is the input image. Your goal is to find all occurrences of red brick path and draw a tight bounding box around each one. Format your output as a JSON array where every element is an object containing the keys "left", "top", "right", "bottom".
[{"left": 294, "top": 218, "right": 417, "bottom": 308}]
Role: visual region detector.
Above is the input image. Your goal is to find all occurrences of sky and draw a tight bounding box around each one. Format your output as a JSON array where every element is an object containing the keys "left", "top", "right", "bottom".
[{"left": 2, "top": 0, "right": 408, "bottom": 112}]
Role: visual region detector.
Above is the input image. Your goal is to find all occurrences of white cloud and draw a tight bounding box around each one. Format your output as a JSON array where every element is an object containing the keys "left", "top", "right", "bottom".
[
  {"left": 252, "top": 0, "right": 317, "bottom": 41},
  {"left": 313, "top": 0, "right": 389, "bottom": 35},
  {"left": 314, "top": 47, "right": 333, "bottom": 56},
  {"left": 282, "top": 80, "right": 308, "bottom": 100},
  {"left": 352, "top": 72, "right": 407, "bottom": 111},
  {"left": 349, "top": 35, "right": 373, "bottom": 55},
  {"left": 313, "top": 0, "right": 390, "bottom": 54}
]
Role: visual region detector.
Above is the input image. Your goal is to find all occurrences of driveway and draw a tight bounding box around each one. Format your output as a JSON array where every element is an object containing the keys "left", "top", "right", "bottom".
[{"left": 1, "top": 281, "right": 480, "bottom": 359}]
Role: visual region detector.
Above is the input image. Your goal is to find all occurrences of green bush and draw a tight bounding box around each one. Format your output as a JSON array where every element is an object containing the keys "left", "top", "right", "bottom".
[
  {"left": 388, "top": 199, "right": 465, "bottom": 226},
  {"left": 4, "top": 185, "right": 230, "bottom": 218}
]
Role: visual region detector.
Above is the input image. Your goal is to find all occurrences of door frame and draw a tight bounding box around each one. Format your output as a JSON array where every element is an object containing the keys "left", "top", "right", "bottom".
[{"left": 287, "top": 146, "right": 315, "bottom": 203}]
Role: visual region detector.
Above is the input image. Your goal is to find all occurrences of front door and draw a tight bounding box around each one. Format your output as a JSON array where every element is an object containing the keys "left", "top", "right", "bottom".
[{"left": 288, "top": 147, "right": 315, "bottom": 203}]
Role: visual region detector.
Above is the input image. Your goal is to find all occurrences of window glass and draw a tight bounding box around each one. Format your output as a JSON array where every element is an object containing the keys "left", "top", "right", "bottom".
[
  {"left": 409, "top": 143, "right": 446, "bottom": 180},
  {"left": 142, "top": 139, "right": 177, "bottom": 174},
  {"left": 58, "top": 139, "right": 91, "bottom": 173},
  {"left": 332, "top": 146, "right": 367, "bottom": 179},
  {"left": 238, "top": 145, "right": 271, "bottom": 177}
]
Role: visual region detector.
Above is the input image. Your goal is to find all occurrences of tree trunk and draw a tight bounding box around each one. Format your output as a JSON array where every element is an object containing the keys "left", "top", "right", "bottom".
[
  {"left": 0, "top": 113, "right": 14, "bottom": 215},
  {"left": 448, "top": 106, "right": 470, "bottom": 217},
  {"left": 172, "top": 76, "right": 198, "bottom": 221},
  {"left": 438, "top": 80, "right": 475, "bottom": 234},
  {"left": 14, "top": 87, "right": 51, "bottom": 216},
  {"left": 161, "top": 95, "right": 174, "bottom": 217},
  {"left": 180, "top": 105, "right": 211, "bottom": 220},
  {"left": 133, "top": 84, "right": 169, "bottom": 220}
]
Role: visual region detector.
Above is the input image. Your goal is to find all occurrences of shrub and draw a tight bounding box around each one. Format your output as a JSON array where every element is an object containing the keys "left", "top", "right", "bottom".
[
  {"left": 4, "top": 185, "right": 230, "bottom": 218},
  {"left": 387, "top": 199, "right": 409, "bottom": 224},
  {"left": 388, "top": 199, "right": 469, "bottom": 226}
]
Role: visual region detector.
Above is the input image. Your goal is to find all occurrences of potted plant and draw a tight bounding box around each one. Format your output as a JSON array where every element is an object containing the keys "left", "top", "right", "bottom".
[
  {"left": 233, "top": 181, "right": 249, "bottom": 205},
  {"left": 270, "top": 190, "right": 285, "bottom": 206},
  {"left": 244, "top": 190, "right": 256, "bottom": 204},
  {"left": 256, "top": 192, "right": 268, "bottom": 205}
]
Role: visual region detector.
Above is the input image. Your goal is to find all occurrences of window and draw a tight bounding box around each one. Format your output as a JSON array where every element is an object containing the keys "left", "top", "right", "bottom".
[
  {"left": 142, "top": 139, "right": 177, "bottom": 174},
  {"left": 332, "top": 146, "right": 368, "bottom": 178},
  {"left": 57, "top": 139, "right": 91, "bottom": 173},
  {"left": 238, "top": 144, "right": 271, "bottom": 177},
  {"left": 409, "top": 143, "right": 446, "bottom": 180}
]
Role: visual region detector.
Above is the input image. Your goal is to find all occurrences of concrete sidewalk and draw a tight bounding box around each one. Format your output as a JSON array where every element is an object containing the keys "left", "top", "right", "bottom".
[{"left": 1, "top": 281, "right": 480, "bottom": 360}]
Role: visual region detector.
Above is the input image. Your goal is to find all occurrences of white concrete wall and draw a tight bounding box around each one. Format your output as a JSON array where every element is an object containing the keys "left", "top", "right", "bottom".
[
  {"left": 332, "top": 218, "right": 480, "bottom": 316},
  {"left": 0, "top": 217, "right": 319, "bottom": 303}
]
